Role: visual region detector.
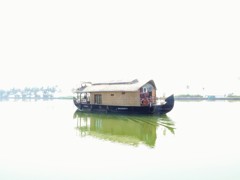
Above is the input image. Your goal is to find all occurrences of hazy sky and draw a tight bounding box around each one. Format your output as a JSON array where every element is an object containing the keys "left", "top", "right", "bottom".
[{"left": 0, "top": 0, "right": 239, "bottom": 94}]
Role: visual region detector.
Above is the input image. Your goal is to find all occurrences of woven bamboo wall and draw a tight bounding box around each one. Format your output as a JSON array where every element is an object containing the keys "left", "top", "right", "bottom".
[{"left": 90, "top": 91, "right": 140, "bottom": 106}]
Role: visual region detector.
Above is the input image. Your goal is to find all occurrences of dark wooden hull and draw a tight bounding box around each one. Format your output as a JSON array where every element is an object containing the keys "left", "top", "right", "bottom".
[{"left": 73, "top": 95, "right": 174, "bottom": 115}]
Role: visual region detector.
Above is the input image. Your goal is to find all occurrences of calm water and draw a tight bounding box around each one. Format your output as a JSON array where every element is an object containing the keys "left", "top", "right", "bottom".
[{"left": 0, "top": 100, "right": 240, "bottom": 180}]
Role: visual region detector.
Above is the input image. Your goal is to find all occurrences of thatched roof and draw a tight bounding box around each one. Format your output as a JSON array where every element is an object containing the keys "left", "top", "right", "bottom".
[{"left": 75, "top": 79, "right": 156, "bottom": 93}]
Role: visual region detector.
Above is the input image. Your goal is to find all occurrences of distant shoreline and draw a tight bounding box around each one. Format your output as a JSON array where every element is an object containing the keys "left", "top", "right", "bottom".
[
  {"left": 1, "top": 96, "right": 240, "bottom": 101},
  {"left": 175, "top": 97, "right": 240, "bottom": 101},
  {"left": 0, "top": 96, "right": 73, "bottom": 101}
]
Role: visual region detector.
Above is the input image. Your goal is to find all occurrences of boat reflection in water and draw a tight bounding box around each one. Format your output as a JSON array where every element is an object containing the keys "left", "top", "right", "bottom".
[{"left": 73, "top": 110, "right": 175, "bottom": 147}]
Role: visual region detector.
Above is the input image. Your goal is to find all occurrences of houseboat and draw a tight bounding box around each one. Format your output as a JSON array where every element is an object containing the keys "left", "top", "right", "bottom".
[{"left": 73, "top": 79, "right": 174, "bottom": 115}]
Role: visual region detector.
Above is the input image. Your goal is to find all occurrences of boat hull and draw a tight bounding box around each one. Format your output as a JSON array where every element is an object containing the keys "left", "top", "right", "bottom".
[{"left": 73, "top": 95, "right": 174, "bottom": 115}]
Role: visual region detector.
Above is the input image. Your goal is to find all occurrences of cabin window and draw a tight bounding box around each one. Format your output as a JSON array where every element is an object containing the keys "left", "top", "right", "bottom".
[
  {"left": 94, "top": 94, "right": 102, "bottom": 104},
  {"left": 111, "top": 94, "right": 114, "bottom": 96},
  {"left": 143, "top": 87, "right": 147, "bottom": 93}
]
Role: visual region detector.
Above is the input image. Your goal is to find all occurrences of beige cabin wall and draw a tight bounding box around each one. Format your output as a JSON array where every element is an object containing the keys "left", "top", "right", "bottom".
[{"left": 90, "top": 91, "right": 140, "bottom": 106}]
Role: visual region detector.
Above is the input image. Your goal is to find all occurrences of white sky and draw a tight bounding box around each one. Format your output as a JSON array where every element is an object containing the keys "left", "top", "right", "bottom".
[{"left": 0, "top": 0, "right": 239, "bottom": 95}]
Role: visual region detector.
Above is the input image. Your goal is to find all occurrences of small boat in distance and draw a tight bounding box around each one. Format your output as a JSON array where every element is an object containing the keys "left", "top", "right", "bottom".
[{"left": 73, "top": 79, "right": 174, "bottom": 115}]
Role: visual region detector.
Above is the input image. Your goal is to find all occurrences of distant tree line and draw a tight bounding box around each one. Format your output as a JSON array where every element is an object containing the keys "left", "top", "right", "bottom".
[
  {"left": 0, "top": 86, "right": 58, "bottom": 100},
  {"left": 175, "top": 93, "right": 240, "bottom": 100}
]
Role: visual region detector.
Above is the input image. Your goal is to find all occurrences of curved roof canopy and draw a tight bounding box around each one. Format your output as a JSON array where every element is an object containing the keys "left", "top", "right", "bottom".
[{"left": 75, "top": 79, "right": 156, "bottom": 93}]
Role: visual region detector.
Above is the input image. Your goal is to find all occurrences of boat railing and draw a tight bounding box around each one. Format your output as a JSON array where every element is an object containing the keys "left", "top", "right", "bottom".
[
  {"left": 140, "top": 96, "right": 158, "bottom": 106},
  {"left": 81, "top": 101, "right": 90, "bottom": 104},
  {"left": 73, "top": 97, "right": 90, "bottom": 104}
]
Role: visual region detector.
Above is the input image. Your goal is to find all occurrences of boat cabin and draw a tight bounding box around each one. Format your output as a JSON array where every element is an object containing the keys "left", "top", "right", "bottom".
[{"left": 74, "top": 79, "right": 157, "bottom": 107}]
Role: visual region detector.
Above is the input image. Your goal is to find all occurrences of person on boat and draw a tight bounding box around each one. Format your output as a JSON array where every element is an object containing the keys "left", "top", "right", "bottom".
[
  {"left": 149, "top": 96, "right": 153, "bottom": 107},
  {"left": 142, "top": 97, "right": 149, "bottom": 106}
]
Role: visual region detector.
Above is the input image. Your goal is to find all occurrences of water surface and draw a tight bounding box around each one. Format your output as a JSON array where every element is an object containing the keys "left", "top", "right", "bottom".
[{"left": 0, "top": 100, "right": 239, "bottom": 180}]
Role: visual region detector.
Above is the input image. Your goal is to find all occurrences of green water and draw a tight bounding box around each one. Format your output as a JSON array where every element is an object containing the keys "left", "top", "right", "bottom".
[
  {"left": 73, "top": 111, "right": 175, "bottom": 148},
  {"left": 0, "top": 100, "right": 239, "bottom": 180}
]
